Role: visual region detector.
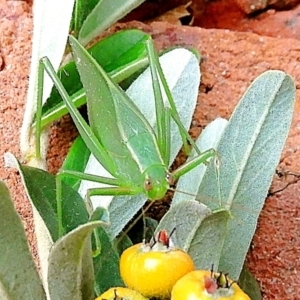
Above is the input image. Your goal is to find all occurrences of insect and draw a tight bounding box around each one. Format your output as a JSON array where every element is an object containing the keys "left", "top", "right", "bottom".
[{"left": 36, "top": 35, "right": 215, "bottom": 237}]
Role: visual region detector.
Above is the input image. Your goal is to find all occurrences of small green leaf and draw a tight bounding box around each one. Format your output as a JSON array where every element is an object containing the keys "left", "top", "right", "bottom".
[
  {"left": 78, "top": 0, "right": 146, "bottom": 46},
  {"left": 114, "top": 234, "right": 133, "bottom": 257},
  {"left": 187, "top": 209, "right": 230, "bottom": 270},
  {"left": 89, "top": 206, "right": 110, "bottom": 223},
  {"left": 47, "top": 221, "right": 103, "bottom": 300},
  {"left": 72, "top": 0, "right": 99, "bottom": 35},
  {"left": 156, "top": 201, "right": 212, "bottom": 250},
  {"left": 89, "top": 29, "right": 149, "bottom": 77},
  {"left": 238, "top": 266, "right": 262, "bottom": 300},
  {"left": 198, "top": 70, "right": 296, "bottom": 279},
  {"left": 61, "top": 136, "right": 91, "bottom": 190},
  {"left": 93, "top": 227, "right": 124, "bottom": 295},
  {"left": 0, "top": 181, "right": 46, "bottom": 299}
]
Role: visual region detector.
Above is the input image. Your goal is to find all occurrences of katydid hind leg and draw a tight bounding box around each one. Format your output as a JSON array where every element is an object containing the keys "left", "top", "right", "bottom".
[
  {"left": 35, "top": 61, "right": 45, "bottom": 160},
  {"left": 145, "top": 40, "right": 202, "bottom": 158},
  {"left": 146, "top": 40, "right": 169, "bottom": 164},
  {"left": 41, "top": 57, "right": 117, "bottom": 176},
  {"left": 40, "top": 56, "right": 140, "bottom": 237},
  {"left": 163, "top": 107, "right": 171, "bottom": 167},
  {"left": 145, "top": 40, "right": 218, "bottom": 204},
  {"left": 145, "top": 41, "right": 216, "bottom": 185}
]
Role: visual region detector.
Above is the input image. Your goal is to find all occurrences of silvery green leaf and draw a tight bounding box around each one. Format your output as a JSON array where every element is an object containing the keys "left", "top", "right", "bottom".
[
  {"left": 20, "top": 0, "right": 75, "bottom": 167},
  {"left": 198, "top": 70, "right": 296, "bottom": 279},
  {"left": 156, "top": 201, "right": 230, "bottom": 270},
  {"left": 47, "top": 221, "right": 103, "bottom": 300},
  {"left": 173, "top": 117, "right": 228, "bottom": 205},
  {"left": 0, "top": 181, "right": 46, "bottom": 299}
]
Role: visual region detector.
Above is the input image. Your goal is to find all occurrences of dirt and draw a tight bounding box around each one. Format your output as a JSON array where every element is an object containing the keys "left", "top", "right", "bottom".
[{"left": 1, "top": 0, "right": 300, "bottom": 299}]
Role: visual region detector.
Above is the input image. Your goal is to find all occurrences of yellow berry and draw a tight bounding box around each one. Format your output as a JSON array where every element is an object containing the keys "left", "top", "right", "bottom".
[
  {"left": 171, "top": 270, "right": 250, "bottom": 300},
  {"left": 95, "top": 287, "right": 148, "bottom": 300},
  {"left": 120, "top": 242, "right": 194, "bottom": 298}
]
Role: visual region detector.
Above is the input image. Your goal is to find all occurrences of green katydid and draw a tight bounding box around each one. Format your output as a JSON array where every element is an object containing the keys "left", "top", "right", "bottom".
[{"left": 36, "top": 35, "right": 215, "bottom": 237}]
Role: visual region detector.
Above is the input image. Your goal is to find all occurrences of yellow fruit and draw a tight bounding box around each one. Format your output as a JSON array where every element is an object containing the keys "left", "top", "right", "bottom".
[
  {"left": 171, "top": 270, "right": 250, "bottom": 300},
  {"left": 120, "top": 232, "right": 194, "bottom": 299},
  {"left": 95, "top": 287, "right": 148, "bottom": 300}
]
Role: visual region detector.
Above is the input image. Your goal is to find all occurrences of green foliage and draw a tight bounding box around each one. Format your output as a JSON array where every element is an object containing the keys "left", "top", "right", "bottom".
[
  {"left": 6, "top": 3, "right": 296, "bottom": 297},
  {"left": 238, "top": 266, "right": 262, "bottom": 300},
  {"left": 77, "top": 0, "right": 146, "bottom": 46},
  {"left": 71, "top": 0, "right": 99, "bottom": 35},
  {"left": 199, "top": 71, "right": 295, "bottom": 279},
  {"left": 93, "top": 227, "right": 124, "bottom": 295},
  {"left": 156, "top": 201, "right": 230, "bottom": 270}
]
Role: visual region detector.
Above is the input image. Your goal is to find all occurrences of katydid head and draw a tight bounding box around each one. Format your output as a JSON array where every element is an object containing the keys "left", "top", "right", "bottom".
[{"left": 142, "top": 165, "right": 174, "bottom": 201}]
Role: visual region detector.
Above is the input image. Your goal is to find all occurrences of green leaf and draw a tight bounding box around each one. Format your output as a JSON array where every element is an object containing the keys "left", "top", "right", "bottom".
[
  {"left": 78, "top": 0, "right": 146, "bottom": 46},
  {"left": 61, "top": 136, "right": 91, "bottom": 190},
  {"left": 128, "top": 217, "right": 158, "bottom": 245},
  {"left": 113, "top": 233, "right": 133, "bottom": 257},
  {"left": 10, "top": 155, "right": 89, "bottom": 241},
  {"left": 156, "top": 201, "right": 231, "bottom": 270},
  {"left": 238, "top": 266, "right": 262, "bottom": 300},
  {"left": 89, "top": 206, "right": 110, "bottom": 223},
  {"left": 173, "top": 117, "right": 228, "bottom": 204},
  {"left": 198, "top": 70, "right": 296, "bottom": 279},
  {"left": 187, "top": 210, "right": 230, "bottom": 270},
  {"left": 0, "top": 181, "right": 46, "bottom": 299},
  {"left": 89, "top": 30, "right": 149, "bottom": 77},
  {"left": 93, "top": 227, "right": 124, "bottom": 295},
  {"left": 72, "top": 0, "right": 99, "bottom": 35},
  {"left": 40, "top": 30, "right": 150, "bottom": 129},
  {"left": 47, "top": 221, "right": 104, "bottom": 300}
]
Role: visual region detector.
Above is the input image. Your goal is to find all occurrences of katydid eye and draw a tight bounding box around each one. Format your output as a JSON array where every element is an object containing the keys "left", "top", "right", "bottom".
[
  {"left": 166, "top": 173, "right": 175, "bottom": 185},
  {"left": 144, "top": 178, "right": 153, "bottom": 191}
]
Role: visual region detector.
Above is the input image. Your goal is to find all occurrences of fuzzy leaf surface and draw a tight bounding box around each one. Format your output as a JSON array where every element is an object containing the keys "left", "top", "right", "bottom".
[
  {"left": 198, "top": 70, "right": 296, "bottom": 279},
  {"left": 156, "top": 201, "right": 230, "bottom": 270},
  {"left": 0, "top": 181, "right": 46, "bottom": 299},
  {"left": 47, "top": 221, "right": 104, "bottom": 300}
]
